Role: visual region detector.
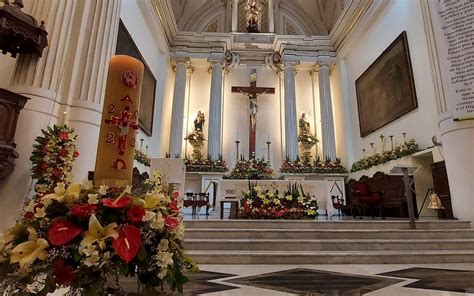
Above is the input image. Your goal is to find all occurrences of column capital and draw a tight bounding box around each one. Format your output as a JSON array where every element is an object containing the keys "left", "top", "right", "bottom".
[
  {"left": 310, "top": 68, "right": 318, "bottom": 79},
  {"left": 315, "top": 56, "right": 336, "bottom": 69},
  {"left": 171, "top": 56, "right": 194, "bottom": 73}
]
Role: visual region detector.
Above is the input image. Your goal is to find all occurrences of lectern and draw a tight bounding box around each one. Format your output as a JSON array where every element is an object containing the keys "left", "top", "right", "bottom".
[{"left": 390, "top": 166, "right": 419, "bottom": 229}]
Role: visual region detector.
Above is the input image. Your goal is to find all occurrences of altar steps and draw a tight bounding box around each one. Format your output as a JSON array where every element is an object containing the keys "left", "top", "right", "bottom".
[{"left": 184, "top": 220, "right": 474, "bottom": 264}]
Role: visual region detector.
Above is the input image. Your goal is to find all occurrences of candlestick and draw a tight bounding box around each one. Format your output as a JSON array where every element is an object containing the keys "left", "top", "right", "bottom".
[
  {"left": 140, "top": 139, "right": 144, "bottom": 152},
  {"left": 389, "top": 135, "right": 394, "bottom": 151},
  {"left": 362, "top": 148, "right": 366, "bottom": 158},
  {"left": 146, "top": 145, "right": 148, "bottom": 153},
  {"left": 379, "top": 134, "right": 385, "bottom": 152},
  {"left": 94, "top": 55, "right": 144, "bottom": 187},
  {"left": 402, "top": 132, "right": 407, "bottom": 143},
  {"left": 235, "top": 140, "right": 240, "bottom": 161},
  {"left": 370, "top": 142, "right": 375, "bottom": 156},
  {"left": 266, "top": 141, "right": 271, "bottom": 164},
  {"left": 61, "top": 111, "right": 68, "bottom": 125}
]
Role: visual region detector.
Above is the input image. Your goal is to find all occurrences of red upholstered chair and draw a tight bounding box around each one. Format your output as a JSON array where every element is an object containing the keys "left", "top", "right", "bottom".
[{"left": 351, "top": 182, "right": 383, "bottom": 219}]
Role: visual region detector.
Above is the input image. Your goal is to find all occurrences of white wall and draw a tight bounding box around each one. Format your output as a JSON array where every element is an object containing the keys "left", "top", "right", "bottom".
[
  {"left": 120, "top": 0, "right": 171, "bottom": 160},
  {"left": 334, "top": 0, "right": 439, "bottom": 165}
]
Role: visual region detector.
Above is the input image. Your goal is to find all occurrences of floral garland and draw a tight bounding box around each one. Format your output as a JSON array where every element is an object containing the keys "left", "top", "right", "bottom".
[
  {"left": 134, "top": 149, "right": 151, "bottom": 167},
  {"left": 223, "top": 157, "right": 273, "bottom": 180},
  {"left": 350, "top": 139, "right": 420, "bottom": 172},
  {"left": 0, "top": 128, "right": 195, "bottom": 295},
  {"left": 184, "top": 155, "right": 228, "bottom": 173},
  {"left": 30, "top": 125, "right": 79, "bottom": 193},
  {"left": 280, "top": 157, "right": 347, "bottom": 175},
  {"left": 185, "top": 130, "right": 205, "bottom": 143},
  {"left": 240, "top": 184, "right": 318, "bottom": 219},
  {"left": 298, "top": 133, "right": 319, "bottom": 144}
]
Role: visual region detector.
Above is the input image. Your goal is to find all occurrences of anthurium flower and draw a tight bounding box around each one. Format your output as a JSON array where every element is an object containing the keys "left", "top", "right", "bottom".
[
  {"left": 48, "top": 220, "right": 83, "bottom": 246},
  {"left": 80, "top": 214, "right": 118, "bottom": 250},
  {"left": 102, "top": 195, "right": 132, "bottom": 209},
  {"left": 53, "top": 259, "right": 76, "bottom": 286},
  {"left": 10, "top": 227, "right": 49, "bottom": 269},
  {"left": 112, "top": 225, "right": 142, "bottom": 263}
]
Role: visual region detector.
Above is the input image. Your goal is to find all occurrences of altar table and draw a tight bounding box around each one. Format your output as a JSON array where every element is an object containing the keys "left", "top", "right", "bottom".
[{"left": 216, "top": 179, "right": 336, "bottom": 217}]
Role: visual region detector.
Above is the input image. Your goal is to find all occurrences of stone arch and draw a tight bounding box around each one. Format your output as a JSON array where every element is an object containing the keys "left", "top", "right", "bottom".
[
  {"left": 278, "top": 2, "right": 327, "bottom": 36},
  {"left": 182, "top": 1, "right": 227, "bottom": 33}
]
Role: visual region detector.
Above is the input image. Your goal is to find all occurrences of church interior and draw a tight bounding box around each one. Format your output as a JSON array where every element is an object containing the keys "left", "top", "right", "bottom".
[{"left": 0, "top": 0, "right": 474, "bottom": 295}]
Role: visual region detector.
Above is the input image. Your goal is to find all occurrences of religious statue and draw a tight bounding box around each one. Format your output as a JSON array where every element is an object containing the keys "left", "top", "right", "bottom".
[
  {"left": 186, "top": 111, "right": 206, "bottom": 160},
  {"left": 194, "top": 111, "right": 205, "bottom": 132},
  {"left": 246, "top": 0, "right": 262, "bottom": 33},
  {"left": 299, "top": 113, "right": 311, "bottom": 136},
  {"left": 298, "top": 113, "right": 318, "bottom": 162},
  {"left": 249, "top": 95, "right": 258, "bottom": 131}
]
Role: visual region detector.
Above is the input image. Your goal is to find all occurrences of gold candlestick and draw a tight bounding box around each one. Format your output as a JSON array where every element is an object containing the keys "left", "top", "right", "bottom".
[
  {"left": 402, "top": 132, "right": 407, "bottom": 143},
  {"left": 370, "top": 143, "right": 375, "bottom": 156},
  {"left": 140, "top": 138, "right": 144, "bottom": 152},
  {"left": 94, "top": 55, "right": 144, "bottom": 187},
  {"left": 389, "top": 135, "right": 394, "bottom": 151},
  {"left": 362, "top": 148, "right": 366, "bottom": 158}
]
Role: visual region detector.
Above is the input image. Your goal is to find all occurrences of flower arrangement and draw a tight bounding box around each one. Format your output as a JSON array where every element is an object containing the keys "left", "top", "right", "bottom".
[
  {"left": 185, "top": 130, "right": 205, "bottom": 143},
  {"left": 350, "top": 138, "right": 420, "bottom": 172},
  {"left": 280, "top": 156, "right": 347, "bottom": 175},
  {"left": 223, "top": 157, "right": 273, "bottom": 180},
  {"left": 134, "top": 149, "right": 151, "bottom": 167},
  {"left": 298, "top": 133, "right": 319, "bottom": 145},
  {"left": 30, "top": 125, "right": 79, "bottom": 193},
  {"left": 240, "top": 183, "right": 318, "bottom": 219},
  {"left": 184, "top": 155, "right": 228, "bottom": 173},
  {"left": 0, "top": 125, "right": 195, "bottom": 295}
]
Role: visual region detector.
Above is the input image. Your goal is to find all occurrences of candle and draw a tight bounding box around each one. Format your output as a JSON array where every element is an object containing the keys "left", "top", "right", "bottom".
[{"left": 94, "top": 55, "right": 144, "bottom": 187}]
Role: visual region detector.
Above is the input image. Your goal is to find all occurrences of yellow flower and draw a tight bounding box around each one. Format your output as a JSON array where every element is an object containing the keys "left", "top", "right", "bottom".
[
  {"left": 81, "top": 214, "right": 118, "bottom": 250},
  {"left": 268, "top": 192, "right": 274, "bottom": 198},
  {"left": 273, "top": 198, "right": 281, "bottom": 205},
  {"left": 263, "top": 198, "right": 270, "bottom": 205},
  {"left": 144, "top": 192, "right": 169, "bottom": 209},
  {"left": 10, "top": 227, "right": 48, "bottom": 269},
  {"left": 87, "top": 194, "right": 99, "bottom": 204},
  {"left": 253, "top": 186, "right": 262, "bottom": 193},
  {"left": 285, "top": 195, "right": 293, "bottom": 201},
  {"left": 43, "top": 182, "right": 82, "bottom": 204},
  {"left": 258, "top": 194, "right": 265, "bottom": 199},
  {"left": 81, "top": 179, "right": 93, "bottom": 191},
  {"left": 307, "top": 209, "right": 316, "bottom": 216}
]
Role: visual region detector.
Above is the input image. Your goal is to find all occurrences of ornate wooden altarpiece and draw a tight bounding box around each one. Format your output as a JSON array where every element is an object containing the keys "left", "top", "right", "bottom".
[{"left": 0, "top": 88, "right": 29, "bottom": 179}]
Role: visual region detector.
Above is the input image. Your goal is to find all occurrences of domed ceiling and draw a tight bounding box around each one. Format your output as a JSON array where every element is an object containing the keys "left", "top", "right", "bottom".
[{"left": 171, "top": 0, "right": 346, "bottom": 36}]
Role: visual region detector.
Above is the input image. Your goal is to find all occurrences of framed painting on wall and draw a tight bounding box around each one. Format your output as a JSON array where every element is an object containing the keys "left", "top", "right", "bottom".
[
  {"left": 355, "top": 31, "right": 418, "bottom": 138},
  {"left": 115, "top": 20, "right": 156, "bottom": 136}
]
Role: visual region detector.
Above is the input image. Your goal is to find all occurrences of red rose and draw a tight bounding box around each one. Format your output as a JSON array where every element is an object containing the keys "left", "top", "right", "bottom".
[
  {"left": 73, "top": 151, "right": 79, "bottom": 158},
  {"left": 102, "top": 195, "right": 132, "bottom": 209},
  {"left": 59, "top": 131, "right": 69, "bottom": 141},
  {"left": 163, "top": 216, "right": 179, "bottom": 229},
  {"left": 171, "top": 192, "right": 179, "bottom": 200},
  {"left": 53, "top": 260, "right": 76, "bottom": 286},
  {"left": 48, "top": 220, "right": 83, "bottom": 246},
  {"left": 126, "top": 205, "right": 145, "bottom": 223},
  {"left": 275, "top": 211, "right": 284, "bottom": 217},
  {"left": 70, "top": 204, "right": 98, "bottom": 219},
  {"left": 41, "top": 162, "right": 49, "bottom": 170},
  {"left": 52, "top": 168, "right": 62, "bottom": 178},
  {"left": 59, "top": 148, "right": 68, "bottom": 157}
]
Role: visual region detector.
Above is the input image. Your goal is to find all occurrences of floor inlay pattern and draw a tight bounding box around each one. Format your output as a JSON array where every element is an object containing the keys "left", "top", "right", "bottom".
[
  {"left": 228, "top": 268, "right": 402, "bottom": 295},
  {"left": 379, "top": 267, "right": 474, "bottom": 293},
  {"left": 183, "top": 270, "right": 238, "bottom": 295}
]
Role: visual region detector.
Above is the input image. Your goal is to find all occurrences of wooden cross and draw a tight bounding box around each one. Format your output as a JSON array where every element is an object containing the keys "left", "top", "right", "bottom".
[{"left": 232, "top": 76, "right": 275, "bottom": 158}]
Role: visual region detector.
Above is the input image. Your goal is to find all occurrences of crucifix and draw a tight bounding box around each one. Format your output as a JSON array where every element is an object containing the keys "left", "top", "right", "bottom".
[{"left": 231, "top": 70, "right": 275, "bottom": 158}]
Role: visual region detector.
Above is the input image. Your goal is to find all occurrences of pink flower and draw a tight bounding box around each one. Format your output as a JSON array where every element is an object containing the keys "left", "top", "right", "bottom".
[
  {"left": 59, "top": 131, "right": 69, "bottom": 141},
  {"left": 164, "top": 216, "right": 179, "bottom": 229}
]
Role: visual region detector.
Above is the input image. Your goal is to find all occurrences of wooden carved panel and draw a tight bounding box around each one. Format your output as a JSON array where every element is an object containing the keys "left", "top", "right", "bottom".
[{"left": 0, "top": 88, "right": 29, "bottom": 179}]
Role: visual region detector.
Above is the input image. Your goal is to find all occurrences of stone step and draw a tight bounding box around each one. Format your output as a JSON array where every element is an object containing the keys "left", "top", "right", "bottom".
[
  {"left": 187, "top": 250, "right": 474, "bottom": 264},
  {"left": 184, "top": 238, "right": 474, "bottom": 251},
  {"left": 185, "top": 228, "right": 474, "bottom": 239},
  {"left": 183, "top": 219, "right": 471, "bottom": 230}
]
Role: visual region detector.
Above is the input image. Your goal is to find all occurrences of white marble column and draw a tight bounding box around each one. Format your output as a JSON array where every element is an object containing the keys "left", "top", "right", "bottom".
[
  {"left": 268, "top": 0, "right": 275, "bottom": 33},
  {"left": 317, "top": 59, "right": 336, "bottom": 160},
  {"left": 208, "top": 57, "right": 225, "bottom": 160},
  {"left": 169, "top": 57, "right": 192, "bottom": 158},
  {"left": 231, "top": 0, "right": 238, "bottom": 32},
  {"left": 282, "top": 60, "right": 299, "bottom": 160},
  {"left": 2, "top": 0, "right": 122, "bottom": 229}
]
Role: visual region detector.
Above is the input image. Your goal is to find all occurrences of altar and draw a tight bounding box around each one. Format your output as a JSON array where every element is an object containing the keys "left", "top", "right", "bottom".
[{"left": 217, "top": 179, "right": 337, "bottom": 217}]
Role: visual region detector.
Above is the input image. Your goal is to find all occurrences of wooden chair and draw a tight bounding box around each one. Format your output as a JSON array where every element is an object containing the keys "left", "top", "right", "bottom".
[
  {"left": 183, "top": 192, "right": 196, "bottom": 216},
  {"left": 195, "top": 193, "right": 210, "bottom": 216}
]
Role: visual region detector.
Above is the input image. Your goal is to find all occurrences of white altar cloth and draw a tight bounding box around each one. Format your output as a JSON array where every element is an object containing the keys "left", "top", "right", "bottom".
[{"left": 216, "top": 179, "right": 336, "bottom": 217}]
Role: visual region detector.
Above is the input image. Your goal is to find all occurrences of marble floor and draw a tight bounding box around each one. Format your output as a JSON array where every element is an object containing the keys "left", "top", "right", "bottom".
[{"left": 183, "top": 264, "right": 474, "bottom": 295}]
